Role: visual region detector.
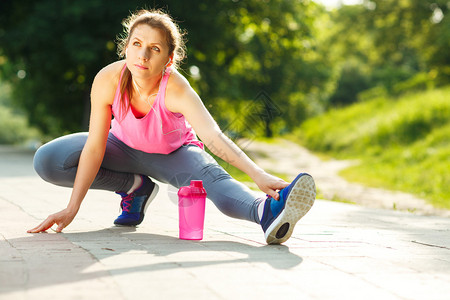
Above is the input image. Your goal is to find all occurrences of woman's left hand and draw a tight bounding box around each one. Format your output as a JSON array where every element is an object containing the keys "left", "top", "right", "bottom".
[{"left": 253, "top": 172, "right": 289, "bottom": 200}]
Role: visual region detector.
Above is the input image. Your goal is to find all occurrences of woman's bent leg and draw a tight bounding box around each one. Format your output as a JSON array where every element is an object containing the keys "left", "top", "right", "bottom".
[{"left": 33, "top": 132, "right": 134, "bottom": 192}]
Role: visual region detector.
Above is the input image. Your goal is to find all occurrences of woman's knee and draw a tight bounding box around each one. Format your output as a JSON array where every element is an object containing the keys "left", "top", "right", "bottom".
[
  {"left": 33, "top": 133, "right": 86, "bottom": 183},
  {"left": 33, "top": 143, "right": 62, "bottom": 183}
]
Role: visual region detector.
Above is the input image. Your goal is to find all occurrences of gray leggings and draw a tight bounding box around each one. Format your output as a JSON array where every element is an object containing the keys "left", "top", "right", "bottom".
[{"left": 33, "top": 132, "right": 261, "bottom": 223}]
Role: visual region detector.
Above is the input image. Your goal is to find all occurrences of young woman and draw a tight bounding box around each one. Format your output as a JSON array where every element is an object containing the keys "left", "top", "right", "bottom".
[{"left": 28, "top": 9, "right": 316, "bottom": 244}]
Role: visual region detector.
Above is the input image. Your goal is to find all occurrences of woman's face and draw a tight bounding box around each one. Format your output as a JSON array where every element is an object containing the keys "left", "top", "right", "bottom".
[{"left": 125, "top": 24, "right": 171, "bottom": 80}]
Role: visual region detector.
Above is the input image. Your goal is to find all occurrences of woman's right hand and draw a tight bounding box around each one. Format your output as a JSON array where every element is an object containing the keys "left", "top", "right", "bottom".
[{"left": 27, "top": 208, "right": 78, "bottom": 233}]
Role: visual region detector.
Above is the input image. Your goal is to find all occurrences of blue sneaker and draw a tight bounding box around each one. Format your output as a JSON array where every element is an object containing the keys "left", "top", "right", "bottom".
[
  {"left": 114, "top": 175, "right": 159, "bottom": 226},
  {"left": 260, "top": 173, "right": 316, "bottom": 244}
]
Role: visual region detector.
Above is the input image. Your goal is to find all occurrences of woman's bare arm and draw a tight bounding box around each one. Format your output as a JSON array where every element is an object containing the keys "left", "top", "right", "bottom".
[
  {"left": 166, "top": 73, "right": 288, "bottom": 199},
  {"left": 28, "top": 64, "right": 120, "bottom": 233}
]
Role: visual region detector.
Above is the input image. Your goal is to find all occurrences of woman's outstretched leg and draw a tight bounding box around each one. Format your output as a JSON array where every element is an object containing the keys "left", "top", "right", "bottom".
[
  {"left": 127, "top": 144, "right": 263, "bottom": 224},
  {"left": 133, "top": 144, "right": 316, "bottom": 244}
]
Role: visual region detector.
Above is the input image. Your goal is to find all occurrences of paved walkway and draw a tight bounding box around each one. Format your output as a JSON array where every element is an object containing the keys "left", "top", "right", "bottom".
[
  {"left": 1, "top": 146, "right": 449, "bottom": 300},
  {"left": 243, "top": 139, "right": 450, "bottom": 217}
]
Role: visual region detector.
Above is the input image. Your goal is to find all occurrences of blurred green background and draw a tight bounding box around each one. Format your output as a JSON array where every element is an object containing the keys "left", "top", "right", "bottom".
[{"left": 0, "top": 0, "right": 449, "bottom": 208}]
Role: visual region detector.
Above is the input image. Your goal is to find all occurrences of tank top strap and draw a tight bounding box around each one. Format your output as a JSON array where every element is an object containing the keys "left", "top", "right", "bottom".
[{"left": 153, "top": 67, "right": 172, "bottom": 112}]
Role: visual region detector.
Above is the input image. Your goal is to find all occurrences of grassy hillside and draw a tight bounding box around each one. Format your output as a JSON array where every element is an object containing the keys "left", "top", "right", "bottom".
[{"left": 294, "top": 86, "right": 450, "bottom": 209}]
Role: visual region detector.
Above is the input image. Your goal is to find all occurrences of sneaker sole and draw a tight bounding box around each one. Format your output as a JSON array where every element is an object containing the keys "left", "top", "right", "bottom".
[{"left": 264, "top": 174, "right": 316, "bottom": 244}]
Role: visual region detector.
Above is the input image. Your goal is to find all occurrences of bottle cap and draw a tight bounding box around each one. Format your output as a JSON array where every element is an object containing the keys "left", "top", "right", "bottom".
[{"left": 191, "top": 180, "right": 203, "bottom": 188}]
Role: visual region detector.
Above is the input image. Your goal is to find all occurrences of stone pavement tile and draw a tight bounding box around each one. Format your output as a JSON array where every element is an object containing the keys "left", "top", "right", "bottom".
[
  {"left": 392, "top": 256, "right": 450, "bottom": 274},
  {"left": 275, "top": 269, "right": 402, "bottom": 300},
  {"left": 71, "top": 201, "right": 449, "bottom": 300},
  {"left": 0, "top": 195, "right": 124, "bottom": 300},
  {"left": 189, "top": 266, "right": 308, "bottom": 300},
  {"left": 360, "top": 272, "right": 450, "bottom": 300},
  {"left": 2, "top": 169, "right": 450, "bottom": 300}
]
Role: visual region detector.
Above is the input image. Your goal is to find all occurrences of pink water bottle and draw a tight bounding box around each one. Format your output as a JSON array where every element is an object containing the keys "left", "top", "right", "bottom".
[{"left": 178, "top": 180, "right": 207, "bottom": 240}]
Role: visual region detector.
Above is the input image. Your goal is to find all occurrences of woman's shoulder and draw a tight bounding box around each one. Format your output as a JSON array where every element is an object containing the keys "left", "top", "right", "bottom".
[
  {"left": 95, "top": 60, "right": 125, "bottom": 84},
  {"left": 167, "top": 68, "right": 192, "bottom": 95},
  {"left": 165, "top": 68, "right": 202, "bottom": 113},
  {"left": 91, "top": 60, "right": 125, "bottom": 105}
]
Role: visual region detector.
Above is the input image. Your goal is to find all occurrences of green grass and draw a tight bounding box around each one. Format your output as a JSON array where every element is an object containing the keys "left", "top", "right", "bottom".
[{"left": 294, "top": 86, "right": 450, "bottom": 209}]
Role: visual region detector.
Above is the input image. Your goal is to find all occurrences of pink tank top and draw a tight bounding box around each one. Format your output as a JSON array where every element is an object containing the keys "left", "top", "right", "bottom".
[{"left": 110, "top": 65, "right": 204, "bottom": 154}]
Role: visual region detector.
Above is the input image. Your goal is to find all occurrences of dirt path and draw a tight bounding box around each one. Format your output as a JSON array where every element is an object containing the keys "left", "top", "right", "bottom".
[{"left": 241, "top": 139, "right": 450, "bottom": 217}]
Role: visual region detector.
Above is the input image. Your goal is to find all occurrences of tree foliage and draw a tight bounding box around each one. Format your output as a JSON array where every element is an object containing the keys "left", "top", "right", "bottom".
[
  {"left": 324, "top": 0, "right": 450, "bottom": 106},
  {"left": 0, "top": 0, "right": 149, "bottom": 134},
  {"left": 0, "top": 0, "right": 448, "bottom": 137},
  {"left": 0, "top": 0, "right": 329, "bottom": 137}
]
